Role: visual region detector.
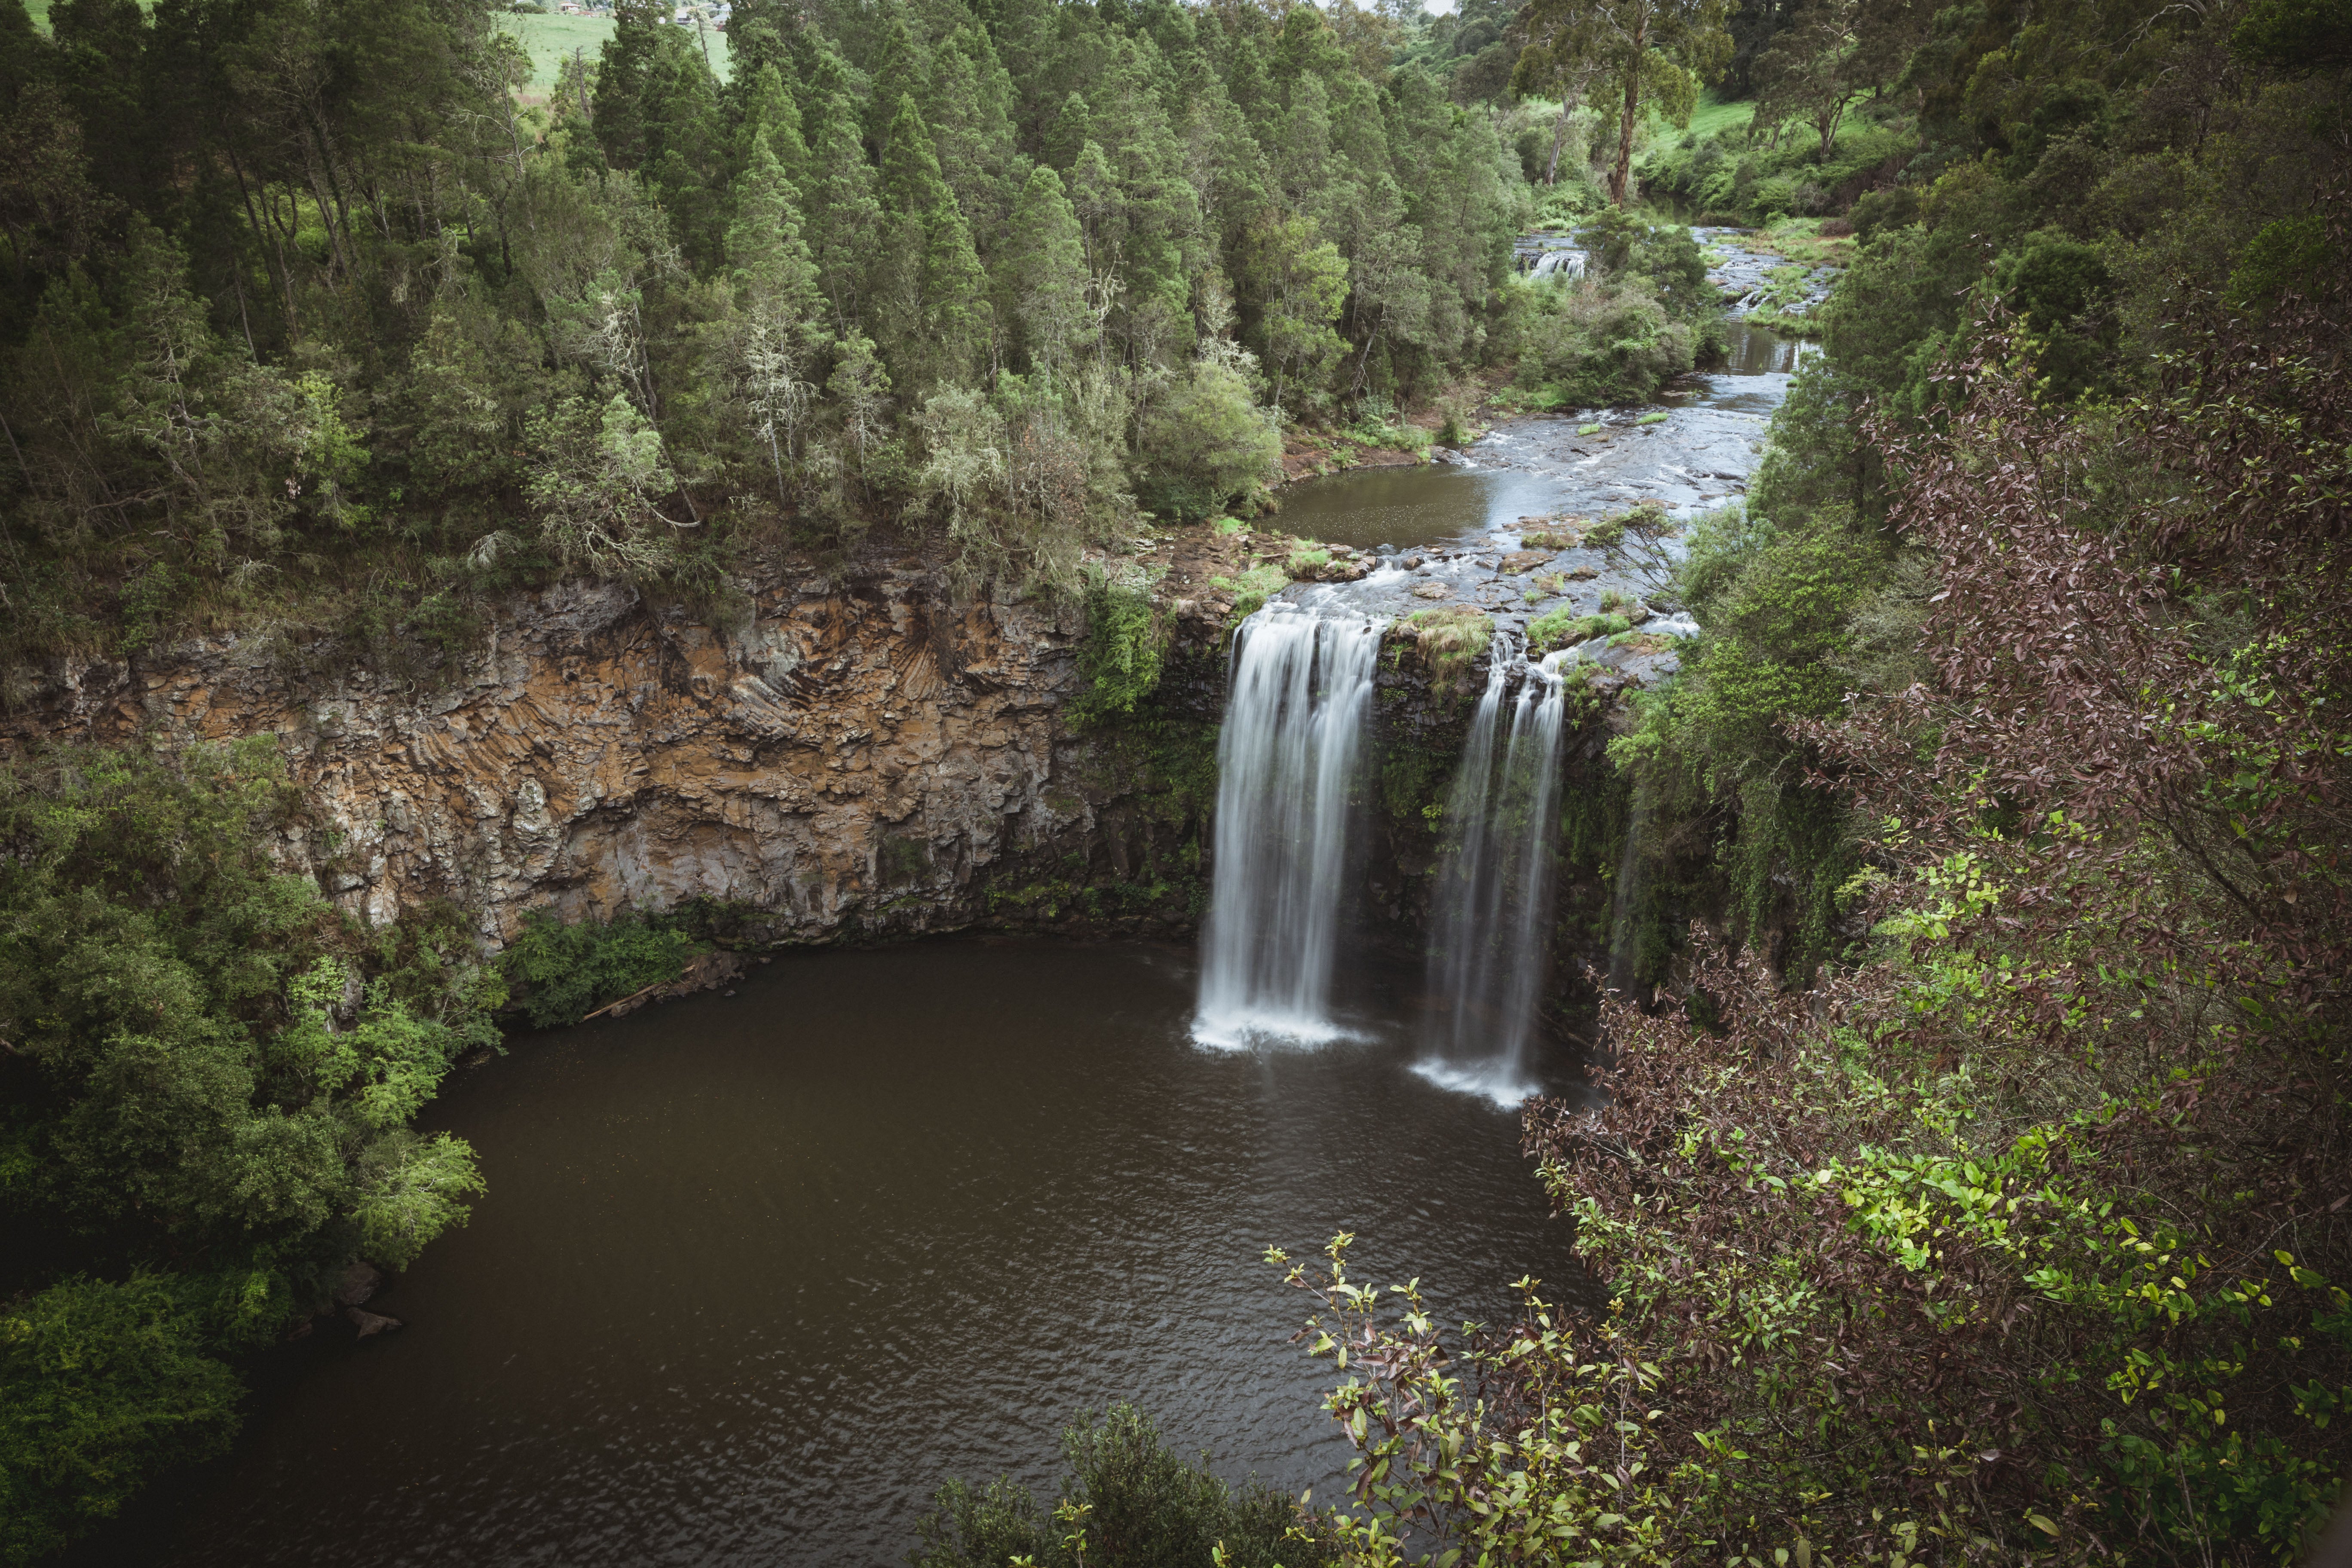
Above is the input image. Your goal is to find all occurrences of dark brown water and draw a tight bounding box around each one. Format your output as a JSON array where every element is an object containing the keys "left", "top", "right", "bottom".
[
  {"left": 147, "top": 940, "right": 1579, "bottom": 1568},
  {"left": 1273, "top": 463, "right": 1561, "bottom": 549}
]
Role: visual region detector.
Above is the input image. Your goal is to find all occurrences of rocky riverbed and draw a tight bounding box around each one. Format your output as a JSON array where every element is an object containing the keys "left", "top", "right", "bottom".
[{"left": 1269, "top": 288, "right": 1811, "bottom": 691}]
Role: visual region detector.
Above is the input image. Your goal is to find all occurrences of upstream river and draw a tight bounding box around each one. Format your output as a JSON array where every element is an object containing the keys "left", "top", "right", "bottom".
[
  {"left": 132, "top": 942, "right": 1581, "bottom": 1566},
  {"left": 1277, "top": 317, "right": 1810, "bottom": 557}
]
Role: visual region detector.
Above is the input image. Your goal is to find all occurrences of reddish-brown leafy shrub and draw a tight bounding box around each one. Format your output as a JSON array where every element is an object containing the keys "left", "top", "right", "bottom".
[{"left": 1289, "top": 203, "right": 2352, "bottom": 1568}]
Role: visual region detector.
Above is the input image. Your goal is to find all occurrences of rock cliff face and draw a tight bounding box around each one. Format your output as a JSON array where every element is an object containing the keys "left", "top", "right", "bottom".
[
  {"left": 0, "top": 538, "right": 1241, "bottom": 949},
  {"left": 3, "top": 524, "right": 1651, "bottom": 1008}
]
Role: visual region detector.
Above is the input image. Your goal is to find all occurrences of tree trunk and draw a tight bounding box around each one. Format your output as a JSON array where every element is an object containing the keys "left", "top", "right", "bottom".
[
  {"left": 1610, "top": 72, "right": 1639, "bottom": 206},
  {"left": 226, "top": 148, "right": 292, "bottom": 340},
  {"left": 1609, "top": 17, "right": 1646, "bottom": 208},
  {"left": 1544, "top": 89, "right": 1582, "bottom": 185}
]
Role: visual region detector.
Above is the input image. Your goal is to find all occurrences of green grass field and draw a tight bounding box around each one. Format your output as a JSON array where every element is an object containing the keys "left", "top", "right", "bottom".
[
  {"left": 26, "top": 1, "right": 730, "bottom": 93},
  {"left": 490, "top": 14, "right": 734, "bottom": 95},
  {"left": 1681, "top": 90, "right": 1758, "bottom": 141},
  {"left": 1681, "top": 89, "right": 1883, "bottom": 148},
  {"left": 24, "top": 0, "right": 119, "bottom": 29},
  {"left": 501, "top": 11, "right": 618, "bottom": 97},
  {"left": 496, "top": 12, "right": 735, "bottom": 94}
]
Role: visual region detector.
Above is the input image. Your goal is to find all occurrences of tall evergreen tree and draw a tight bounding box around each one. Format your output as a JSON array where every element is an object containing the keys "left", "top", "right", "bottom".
[
  {"left": 922, "top": 27, "right": 1018, "bottom": 249},
  {"left": 731, "top": 62, "right": 811, "bottom": 196},
  {"left": 728, "top": 138, "right": 827, "bottom": 504},
  {"left": 804, "top": 88, "right": 883, "bottom": 332},
  {"left": 728, "top": 138, "right": 821, "bottom": 316},
  {"left": 1041, "top": 90, "right": 1092, "bottom": 169},
  {"left": 992, "top": 165, "right": 1094, "bottom": 374},
  {"left": 870, "top": 94, "right": 989, "bottom": 392},
  {"left": 639, "top": 27, "right": 729, "bottom": 266},
  {"left": 47, "top": 0, "right": 149, "bottom": 206},
  {"left": 864, "top": 12, "right": 926, "bottom": 149},
  {"left": 592, "top": 0, "right": 666, "bottom": 170},
  {"left": 722, "top": 0, "right": 799, "bottom": 86}
]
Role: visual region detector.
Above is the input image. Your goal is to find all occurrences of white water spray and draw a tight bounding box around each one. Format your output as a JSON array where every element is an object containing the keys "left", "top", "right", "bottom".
[
  {"left": 1417, "top": 640, "right": 1573, "bottom": 1106},
  {"left": 1193, "top": 604, "right": 1386, "bottom": 1048}
]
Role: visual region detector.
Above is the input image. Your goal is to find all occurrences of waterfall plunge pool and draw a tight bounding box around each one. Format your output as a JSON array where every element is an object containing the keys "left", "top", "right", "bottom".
[{"left": 127, "top": 939, "right": 1583, "bottom": 1568}]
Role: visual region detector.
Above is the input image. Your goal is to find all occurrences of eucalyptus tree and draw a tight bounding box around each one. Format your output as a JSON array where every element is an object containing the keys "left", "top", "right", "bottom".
[
  {"left": 1510, "top": 13, "right": 1606, "bottom": 185},
  {"left": 1514, "top": 0, "right": 1733, "bottom": 205},
  {"left": 1750, "top": 0, "right": 1922, "bottom": 158}
]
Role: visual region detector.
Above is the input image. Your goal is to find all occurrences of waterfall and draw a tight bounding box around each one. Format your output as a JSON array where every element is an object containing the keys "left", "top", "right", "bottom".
[
  {"left": 1417, "top": 640, "right": 1572, "bottom": 1106},
  {"left": 1193, "top": 603, "right": 1385, "bottom": 1049},
  {"left": 1424, "top": 637, "right": 1512, "bottom": 1063}
]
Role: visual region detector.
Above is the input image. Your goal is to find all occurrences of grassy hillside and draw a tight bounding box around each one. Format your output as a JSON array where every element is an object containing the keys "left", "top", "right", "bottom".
[
  {"left": 502, "top": 10, "right": 733, "bottom": 94},
  {"left": 1679, "top": 89, "right": 1757, "bottom": 141},
  {"left": 26, "top": 0, "right": 728, "bottom": 92}
]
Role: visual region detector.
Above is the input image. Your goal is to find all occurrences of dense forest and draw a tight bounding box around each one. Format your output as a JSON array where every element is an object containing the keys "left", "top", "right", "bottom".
[
  {"left": 0, "top": 0, "right": 1556, "bottom": 671},
  {"left": 1, "top": 0, "right": 2347, "bottom": 1550}
]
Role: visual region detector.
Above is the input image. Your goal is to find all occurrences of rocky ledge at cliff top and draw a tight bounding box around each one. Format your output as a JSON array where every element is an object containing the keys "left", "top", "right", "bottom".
[{"left": 0, "top": 529, "right": 1279, "bottom": 948}]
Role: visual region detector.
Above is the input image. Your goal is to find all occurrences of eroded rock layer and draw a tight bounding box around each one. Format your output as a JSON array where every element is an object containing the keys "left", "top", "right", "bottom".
[{"left": 3, "top": 541, "right": 1245, "bottom": 949}]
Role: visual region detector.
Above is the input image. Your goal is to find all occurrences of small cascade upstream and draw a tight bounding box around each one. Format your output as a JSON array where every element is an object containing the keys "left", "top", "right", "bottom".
[
  {"left": 1528, "top": 247, "right": 1587, "bottom": 279},
  {"left": 1417, "top": 637, "right": 1574, "bottom": 1106},
  {"left": 1192, "top": 603, "right": 1386, "bottom": 1048}
]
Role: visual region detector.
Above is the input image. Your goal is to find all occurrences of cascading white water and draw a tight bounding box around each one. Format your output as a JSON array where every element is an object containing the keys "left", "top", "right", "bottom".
[
  {"left": 1423, "top": 635, "right": 1513, "bottom": 1062},
  {"left": 1193, "top": 603, "right": 1385, "bottom": 1049},
  {"left": 1417, "top": 640, "right": 1573, "bottom": 1106}
]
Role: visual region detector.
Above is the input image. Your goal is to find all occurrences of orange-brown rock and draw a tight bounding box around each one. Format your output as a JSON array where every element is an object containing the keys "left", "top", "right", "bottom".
[{"left": 1, "top": 536, "right": 1248, "bottom": 949}]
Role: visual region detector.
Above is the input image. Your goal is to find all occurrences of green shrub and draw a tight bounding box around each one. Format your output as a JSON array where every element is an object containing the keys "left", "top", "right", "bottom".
[
  {"left": 1071, "top": 575, "right": 1167, "bottom": 729},
  {"left": 1505, "top": 276, "right": 1698, "bottom": 407},
  {"left": 1527, "top": 606, "right": 1630, "bottom": 652},
  {"left": 1136, "top": 360, "right": 1283, "bottom": 524},
  {"left": 1341, "top": 393, "right": 1432, "bottom": 454},
  {"left": 500, "top": 909, "right": 702, "bottom": 1028},
  {"left": 1607, "top": 508, "right": 1889, "bottom": 964},
  {"left": 1406, "top": 605, "right": 1493, "bottom": 683},
  {"left": 0, "top": 1274, "right": 243, "bottom": 1566},
  {"left": 1210, "top": 562, "right": 1288, "bottom": 623},
  {"left": 910, "top": 1405, "right": 1340, "bottom": 1568},
  {"left": 0, "top": 738, "right": 501, "bottom": 1558},
  {"left": 2226, "top": 214, "right": 2331, "bottom": 312},
  {"left": 1639, "top": 113, "right": 1914, "bottom": 229}
]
